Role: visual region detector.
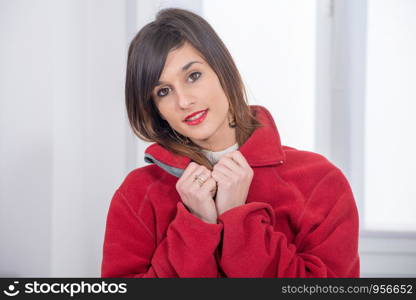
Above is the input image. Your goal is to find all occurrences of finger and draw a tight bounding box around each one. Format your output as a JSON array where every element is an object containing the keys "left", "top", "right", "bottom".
[
  {"left": 216, "top": 156, "right": 241, "bottom": 173},
  {"left": 191, "top": 168, "right": 211, "bottom": 188},
  {"left": 211, "top": 170, "right": 230, "bottom": 189},
  {"left": 210, "top": 186, "right": 217, "bottom": 198},
  {"left": 200, "top": 177, "right": 217, "bottom": 196},
  {"left": 225, "top": 151, "right": 249, "bottom": 168},
  {"left": 180, "top": 162, "right": 200, "bottom": 181},
  {"left": 211, "top": 169, "right": 232, "bottom": 183},
  {"left": 191, "top": 165, "right": 210, "bottom": 180},
  {"left": 183, "top": 163, "right": 208, "bottom": 183},
  {"left": 215, "top": 164, "right": 234, "bottom": 177}
]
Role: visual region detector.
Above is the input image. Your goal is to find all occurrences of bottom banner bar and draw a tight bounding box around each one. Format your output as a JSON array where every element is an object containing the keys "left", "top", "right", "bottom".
[{"left": 0, "top": 278, "right": 415, "bottom": 299}]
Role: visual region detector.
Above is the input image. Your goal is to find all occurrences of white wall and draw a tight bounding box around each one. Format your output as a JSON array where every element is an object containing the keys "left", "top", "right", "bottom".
[
  {"left": 0, "top": 0, "right": 128, "bottom": 276},
  {"left": 331, "top": 0, "right": 416, "bottom": 277},
  {"left": 203, "top": 0, "right": 316, "bottom": 152},
  {"left": 364, "top": 0, "right": 416, "bottom": 232},
  {"left": 1, "top": 0, "right": 54, "bottom": 277}
]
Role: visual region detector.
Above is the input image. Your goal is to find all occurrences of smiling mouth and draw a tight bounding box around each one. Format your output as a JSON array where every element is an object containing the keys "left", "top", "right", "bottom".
[{"left": 183, "top": 109, "right": 208, "bottom": 125}]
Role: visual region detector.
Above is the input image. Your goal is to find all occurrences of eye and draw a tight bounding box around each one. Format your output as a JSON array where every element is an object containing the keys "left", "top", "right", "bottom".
[
  {"left": 157, "top": 87, "right": 171, "bottom": 97},
  {"left": 188, "top": 72, "right": 201, "bottom": 83}
]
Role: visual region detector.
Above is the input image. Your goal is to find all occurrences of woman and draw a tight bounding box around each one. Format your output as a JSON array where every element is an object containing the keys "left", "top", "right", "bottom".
[{"left": 101, "top": 8, "right": 360, "bottom": 278}]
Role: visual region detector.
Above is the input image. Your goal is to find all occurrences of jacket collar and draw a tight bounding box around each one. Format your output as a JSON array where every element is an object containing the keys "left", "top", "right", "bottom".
[{"left": 144, "top": 105, "right": 285, "bottom": 178}]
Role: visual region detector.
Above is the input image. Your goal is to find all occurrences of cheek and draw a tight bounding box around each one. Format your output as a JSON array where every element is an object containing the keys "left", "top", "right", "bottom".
[
  {"left": 155, "top": 103, "right": 172, "bottom": 123},
  {"left": 157, "top": 102, "right": 183, "bottom": 129},
  {"left": 200, "top": 73, "right": 223, "bottom": 98},
  {"left": 214, "top": 82, "right": 228, "bottom": 105},
  {"left": 212, "top": 90, "right": 229, "bottom": 113},
  {"left": 205, "top": 80, "right": 228, "bottom": 107}
]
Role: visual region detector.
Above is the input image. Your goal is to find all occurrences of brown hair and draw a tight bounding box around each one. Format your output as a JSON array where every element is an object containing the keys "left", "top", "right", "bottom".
[{"left": 125, "top": 8, "right": 262, "bottom": 170}]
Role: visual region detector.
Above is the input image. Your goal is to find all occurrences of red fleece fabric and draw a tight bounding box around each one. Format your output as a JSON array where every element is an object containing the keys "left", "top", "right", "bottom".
[{"left": 101, "top": 105, "right": 360, "bottom": 278}]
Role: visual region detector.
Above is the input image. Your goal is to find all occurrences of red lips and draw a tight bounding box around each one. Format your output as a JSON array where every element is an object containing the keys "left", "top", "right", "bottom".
[
  {"left": 183, "top": 109, "right": 208, "bottom": 126},
  {"left": 183, "top": 109, "right": 208, "bottom": 121}
]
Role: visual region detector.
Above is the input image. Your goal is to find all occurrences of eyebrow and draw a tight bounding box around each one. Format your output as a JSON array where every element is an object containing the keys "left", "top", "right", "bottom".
[{"left": 155, "top": 61, "right": 202, "bottom": 86}]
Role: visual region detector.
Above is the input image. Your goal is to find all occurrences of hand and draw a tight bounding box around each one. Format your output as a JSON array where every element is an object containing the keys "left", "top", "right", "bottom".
[
  {"left": 211, "top": 151, "right": 254, "bottom": 216},
  {"left": 176, "top": 162, "right": 218, "bottom": 224}
]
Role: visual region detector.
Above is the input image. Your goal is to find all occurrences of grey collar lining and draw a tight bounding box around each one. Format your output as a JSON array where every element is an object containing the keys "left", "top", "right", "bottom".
[{"left": 144, "top": 153, "right": 184, "bottom": 178}]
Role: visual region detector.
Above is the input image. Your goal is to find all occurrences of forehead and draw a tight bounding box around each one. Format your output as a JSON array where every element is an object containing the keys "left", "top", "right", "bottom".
[{"left": 161, "top": 43, "right": 205, "bottom": 75}]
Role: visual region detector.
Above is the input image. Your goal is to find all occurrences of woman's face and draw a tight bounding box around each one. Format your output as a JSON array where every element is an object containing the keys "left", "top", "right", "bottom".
[{"left": 152, "top": 42, "right": 236, "bottom": 151}]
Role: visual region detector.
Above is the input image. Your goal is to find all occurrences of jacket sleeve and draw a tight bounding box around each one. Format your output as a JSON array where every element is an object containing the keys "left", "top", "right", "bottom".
[
  {"left": 217, "top": 169, "right": 360, "bottom": 278},
  {"left": 101, "top": 189, "right": 223, "bottom": 278}
]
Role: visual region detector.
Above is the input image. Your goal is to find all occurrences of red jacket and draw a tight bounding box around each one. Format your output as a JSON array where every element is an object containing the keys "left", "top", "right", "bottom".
[{"left": 101, "top": 105, "right": 360, "bottom": 278}]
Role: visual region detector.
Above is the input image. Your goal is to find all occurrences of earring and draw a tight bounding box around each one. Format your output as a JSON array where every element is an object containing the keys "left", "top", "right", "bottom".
[{"left": 228, "top": 114, "right": 236, "bottom": 128}]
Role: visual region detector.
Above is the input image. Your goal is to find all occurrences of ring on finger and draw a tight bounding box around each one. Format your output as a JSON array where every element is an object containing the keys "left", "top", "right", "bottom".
[{"left": 193, "top": 174, "right": 207, "bottom": 186}]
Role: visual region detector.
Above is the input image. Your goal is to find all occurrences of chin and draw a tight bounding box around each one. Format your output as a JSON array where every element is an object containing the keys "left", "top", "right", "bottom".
[
  {"left": 190, "top": 134, "right": 211, "bottom": 143},
  {"left": 184, "top": 121, "right": 220, "bottom": 143},
  {"left": 188, "top": 130, "right": 214, "bottom": 144}
]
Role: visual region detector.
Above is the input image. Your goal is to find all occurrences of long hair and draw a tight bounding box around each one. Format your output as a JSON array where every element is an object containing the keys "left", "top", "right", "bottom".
[{"left": 125, "top": 8, "right": 262, "bottom": 170}]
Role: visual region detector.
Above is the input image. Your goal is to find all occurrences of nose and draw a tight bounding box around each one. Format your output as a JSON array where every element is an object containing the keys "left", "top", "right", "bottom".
[{"left": 175, "top": 86, "right": 195, "bottom": 109}]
